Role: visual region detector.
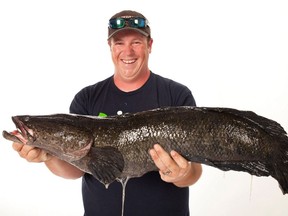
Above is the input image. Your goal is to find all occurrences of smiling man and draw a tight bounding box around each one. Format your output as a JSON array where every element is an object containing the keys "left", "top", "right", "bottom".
[{"left": 11, "top": 10, "right": 202, "bottom": 216}]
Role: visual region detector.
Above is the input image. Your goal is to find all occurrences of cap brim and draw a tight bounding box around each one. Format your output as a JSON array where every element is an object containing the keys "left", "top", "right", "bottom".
[{"left": 108, "top": 27, "right": 149, "bottom": 40}]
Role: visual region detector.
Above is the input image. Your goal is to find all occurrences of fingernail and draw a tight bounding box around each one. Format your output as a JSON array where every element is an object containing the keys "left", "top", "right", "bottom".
[
  {"left": 149, "top": 149, "right": 156, "bottom": 157},
  {"left": 171, "top": 150, "right": 176, "bottom": 157},
  {"left": 154, "top": 144, "right": 161, "bottom": 151}
]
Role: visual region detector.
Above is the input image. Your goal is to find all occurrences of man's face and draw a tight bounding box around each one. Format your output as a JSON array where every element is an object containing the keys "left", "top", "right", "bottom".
[{"left": 109, "top": 30, "right": 152, "bottom": 83}]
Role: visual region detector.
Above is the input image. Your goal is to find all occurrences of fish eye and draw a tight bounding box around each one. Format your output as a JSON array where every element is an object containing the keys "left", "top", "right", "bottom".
[{"left": 24, "top": 116, "right": 30, "bottom": 122}]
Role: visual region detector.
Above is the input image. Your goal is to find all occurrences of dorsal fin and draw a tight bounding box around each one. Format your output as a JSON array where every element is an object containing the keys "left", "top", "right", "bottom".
[{"left": 202, "top": 107, "right": 287, "bottom": 138}]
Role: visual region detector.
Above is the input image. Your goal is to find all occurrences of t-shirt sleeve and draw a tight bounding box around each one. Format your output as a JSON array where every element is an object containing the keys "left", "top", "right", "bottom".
[
  {"left": 69, "top": 77, "right": 111, "bottom": 116},
  {"left": 155, "top": 73, "right": 196, "bottom": 107},
  {"left": 171, "top": 82, "right": 196, "bottom": 106},
  {"left": 69, "top": 86, "right": 90, "bottom": 115}
]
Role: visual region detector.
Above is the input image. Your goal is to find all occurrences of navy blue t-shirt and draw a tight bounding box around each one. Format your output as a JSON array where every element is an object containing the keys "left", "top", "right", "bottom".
[{"left": 69, "top": 72, "right": 196, "bottom": 216}]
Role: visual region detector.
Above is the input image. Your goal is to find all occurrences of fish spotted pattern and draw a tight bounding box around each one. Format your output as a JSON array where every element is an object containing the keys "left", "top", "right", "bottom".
[{"left": 2, "top": 106, "right": 288, "bottom": 194}]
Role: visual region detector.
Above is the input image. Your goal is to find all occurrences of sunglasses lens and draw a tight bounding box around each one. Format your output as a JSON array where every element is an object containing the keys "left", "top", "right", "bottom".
[
  {"left": 109, "top": 17, "right": 147, "bottom": 29},
  {"left": 130, "top": 18, "right": 146, "bottom": 28},
  {"left": 109, "top": 18, "right": 125, "bottom": 29}
]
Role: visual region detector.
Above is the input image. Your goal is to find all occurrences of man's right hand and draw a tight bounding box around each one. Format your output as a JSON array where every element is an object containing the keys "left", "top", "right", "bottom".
[
  {"left": 12, "top": 142, "right": 51, "bottom": 163},
  {"left": 11, "top": 142, "right": 84, "bottom": 179}
]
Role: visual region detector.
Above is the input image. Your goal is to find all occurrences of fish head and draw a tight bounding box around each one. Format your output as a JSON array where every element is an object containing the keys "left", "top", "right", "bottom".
[{"left": 3, "top": 114, "right": 94, "bottom": 162}]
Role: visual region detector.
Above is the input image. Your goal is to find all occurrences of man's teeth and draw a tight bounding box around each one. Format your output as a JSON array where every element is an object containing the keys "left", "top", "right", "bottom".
[{"left": 122, "top": 59, "right": 136, "bottom": 64}]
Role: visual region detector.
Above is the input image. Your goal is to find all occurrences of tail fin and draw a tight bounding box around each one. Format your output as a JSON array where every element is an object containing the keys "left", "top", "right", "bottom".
[
  {"left": 273, "top": 142, "right": 288, "bottom": 194},
  {"left": 219, "top": 107, "right": 288, "bottom": 194},
  {"left": 224, "top": 107, "right": 288, "bottom": 194}
]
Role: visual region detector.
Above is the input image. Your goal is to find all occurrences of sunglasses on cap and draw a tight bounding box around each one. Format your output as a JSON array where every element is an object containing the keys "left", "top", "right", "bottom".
[{"left": 109, "top": 17, "right": 148, "bottom": 29}]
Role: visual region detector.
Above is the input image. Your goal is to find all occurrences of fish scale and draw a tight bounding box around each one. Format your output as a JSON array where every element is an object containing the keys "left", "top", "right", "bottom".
[{"left": 2, "top": 106, "right": 288, "bottom": 194}]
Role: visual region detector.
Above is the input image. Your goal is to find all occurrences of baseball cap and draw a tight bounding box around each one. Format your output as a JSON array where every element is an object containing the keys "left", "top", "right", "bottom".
[{"left": 108, "top": 10, "right": 151, "bottom": 40}]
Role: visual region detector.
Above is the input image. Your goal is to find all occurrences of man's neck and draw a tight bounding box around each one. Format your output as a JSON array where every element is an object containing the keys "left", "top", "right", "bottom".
[{"left": 114, "top": 70, "right": 151, "bottom": 92}]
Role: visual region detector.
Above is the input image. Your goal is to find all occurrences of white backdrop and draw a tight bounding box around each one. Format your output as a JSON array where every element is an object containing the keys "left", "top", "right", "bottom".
[{"left": 0, "top": 0, "right": 287, "bottom": 215}]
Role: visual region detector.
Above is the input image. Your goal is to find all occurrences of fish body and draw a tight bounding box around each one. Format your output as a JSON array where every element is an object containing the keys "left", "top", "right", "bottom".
[{"left": 2, "top": 106, "right": 288, "bottom": 194}]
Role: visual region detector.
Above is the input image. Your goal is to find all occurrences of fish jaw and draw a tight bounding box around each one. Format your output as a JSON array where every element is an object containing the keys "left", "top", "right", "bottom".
[
  {"left": 2, "top": 130, "right": 28, "bottom": 144},
  {"left": 3, "top": 115, "right": 94, "bottom": 162},
  {"left": 2, "top": 116, "right": 34, "bottom": 145}
]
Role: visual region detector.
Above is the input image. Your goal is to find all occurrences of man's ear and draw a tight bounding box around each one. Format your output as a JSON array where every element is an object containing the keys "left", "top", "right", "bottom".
[{"left": 148, "top": 38, "right": 153, "bottom": 53}]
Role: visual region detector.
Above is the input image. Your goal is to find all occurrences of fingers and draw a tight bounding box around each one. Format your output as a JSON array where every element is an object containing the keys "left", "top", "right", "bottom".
[
  {"left": 12, "top": 142, "right": 51, "bottom": 163},
  {"left": 170, "top": 150, "right": 190, "bottom": 171},
  {"left": 12, "top": 142, "right": 25, "bottom": 152},
  {"left": 149, "top": 144, "right": 191, "bottom": 183},
  {"left": 149, "top": 144, "right": 176, "bottom": 173}
]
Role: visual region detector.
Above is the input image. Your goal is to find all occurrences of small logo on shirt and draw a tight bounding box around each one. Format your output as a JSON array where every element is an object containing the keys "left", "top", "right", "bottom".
[
  {"left": 98, "top": 111, "right": 123, "bottom": 117},
  {"left": 98, "top": 112, "right": 107, "bottom": 117}
]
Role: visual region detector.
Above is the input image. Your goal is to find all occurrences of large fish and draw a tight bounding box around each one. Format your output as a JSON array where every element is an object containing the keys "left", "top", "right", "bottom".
[{"left": 2, "top": 106, "right": 288, "bottom": 194}]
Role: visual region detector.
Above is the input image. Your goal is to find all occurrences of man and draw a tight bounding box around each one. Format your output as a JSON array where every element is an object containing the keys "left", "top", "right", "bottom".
[{"left": 12, "top": 10, "right": 202, "bottom": 216}]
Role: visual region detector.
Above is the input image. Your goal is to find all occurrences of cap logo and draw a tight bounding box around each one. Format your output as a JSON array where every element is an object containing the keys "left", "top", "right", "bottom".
[{"left": 120, "top": 15, "right": 134, "bottom": 18}]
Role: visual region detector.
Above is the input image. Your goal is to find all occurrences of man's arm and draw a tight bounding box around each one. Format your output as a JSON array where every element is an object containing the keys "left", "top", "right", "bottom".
[{"left": 12, "top": 142, "right": 84, "bottom": 179}]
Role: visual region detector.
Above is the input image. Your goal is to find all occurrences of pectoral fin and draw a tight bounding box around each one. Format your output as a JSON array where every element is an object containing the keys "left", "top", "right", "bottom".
[{"left": 87, "top": 146, "right": 124, "bottom": 186}]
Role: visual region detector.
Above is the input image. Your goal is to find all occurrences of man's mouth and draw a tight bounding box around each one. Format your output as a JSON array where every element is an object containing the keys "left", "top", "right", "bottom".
[{"left": 122, "top": 59, "right": 136, "bottom": 64}]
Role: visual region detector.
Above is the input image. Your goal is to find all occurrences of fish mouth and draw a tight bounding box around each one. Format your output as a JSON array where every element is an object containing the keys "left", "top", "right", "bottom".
[{"left": 2, "top": 116, "right": 34, "bottom": 145}]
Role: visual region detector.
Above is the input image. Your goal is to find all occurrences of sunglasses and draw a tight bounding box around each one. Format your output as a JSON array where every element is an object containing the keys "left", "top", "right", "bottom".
[{"left": 109, "top": 17, "right": 148, "bottom": 29}]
